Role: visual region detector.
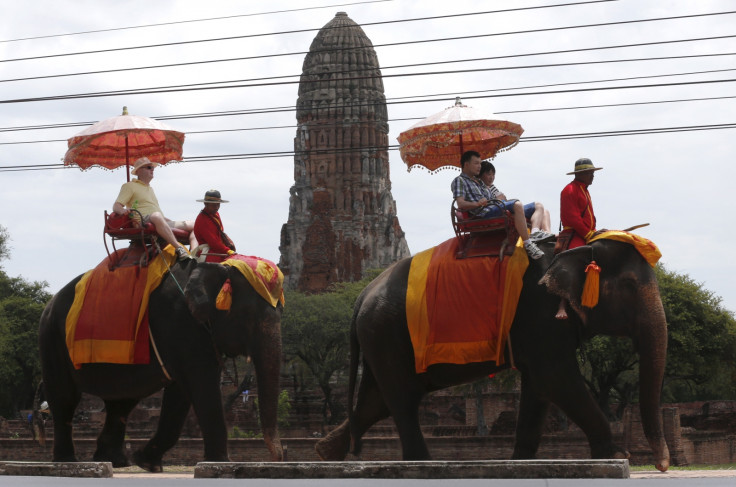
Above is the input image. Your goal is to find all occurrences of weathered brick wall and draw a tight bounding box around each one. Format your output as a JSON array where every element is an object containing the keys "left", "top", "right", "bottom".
[{"left": 3, "top": 429, "right": 733, "bottom": 466}]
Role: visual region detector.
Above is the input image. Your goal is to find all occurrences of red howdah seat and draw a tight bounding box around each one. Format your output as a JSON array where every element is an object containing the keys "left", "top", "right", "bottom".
[
  {"left": 104, "top": 210, "right": 189, "bottom": 269},
  {"left": 451, "top": 200, "right": 520, "bottom": 259}
]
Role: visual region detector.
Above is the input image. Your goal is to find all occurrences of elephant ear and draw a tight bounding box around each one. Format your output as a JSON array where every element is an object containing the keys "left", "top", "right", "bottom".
[
  {"left": 539, "top": 245, "right": 597, "bottom": 318},
  {"left": 183, "top": 263, "right": 229, "bottom": 323}
]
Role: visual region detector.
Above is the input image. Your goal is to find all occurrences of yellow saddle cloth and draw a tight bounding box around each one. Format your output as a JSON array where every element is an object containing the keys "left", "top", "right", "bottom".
[{"left": 588, "top": 230, "right": 661, "bottom": 266}]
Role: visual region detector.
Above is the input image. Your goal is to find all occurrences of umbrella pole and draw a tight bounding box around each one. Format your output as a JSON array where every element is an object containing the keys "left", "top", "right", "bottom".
[{"left": 125, "top": 135, "right": 130, "bottom": 182}]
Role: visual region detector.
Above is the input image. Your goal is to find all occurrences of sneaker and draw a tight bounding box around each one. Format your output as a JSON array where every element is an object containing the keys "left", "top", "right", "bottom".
[
  {"left": 175, "top": 246, "right": 193, "bottom": 261},
  {"left": 524, "top": 241, "right": 545, "bottom": 260},
  {"left": 530, "top": 230, "right": 556, "bottom": 241}
]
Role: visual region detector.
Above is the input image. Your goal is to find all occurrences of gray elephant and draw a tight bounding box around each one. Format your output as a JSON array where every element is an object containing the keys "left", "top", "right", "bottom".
[
  {"left": 316, "top": 239, "right": 670, "bottom": 471},
  {"left": 38, "top": 259, "right": 283, "bottom": 471}
]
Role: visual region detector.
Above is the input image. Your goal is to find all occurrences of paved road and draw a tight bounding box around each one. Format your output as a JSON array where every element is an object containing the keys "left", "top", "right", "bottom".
[{"left": 1, "top": 471, "right": 735, "bottom": 487}]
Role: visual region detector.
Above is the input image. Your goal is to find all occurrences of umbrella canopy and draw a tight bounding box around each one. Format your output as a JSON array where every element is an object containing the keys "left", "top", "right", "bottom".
[
  {"left": 64, "top": 107, "right": 185, "bottom": 180},
  {"left": 397, "top": 97, "right": 523, "bottom": 173}
]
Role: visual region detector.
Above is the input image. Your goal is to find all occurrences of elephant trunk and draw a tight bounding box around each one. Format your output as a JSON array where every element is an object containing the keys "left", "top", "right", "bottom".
[{"left": 635, "top": 284, "right": 670, "bottom": 472}]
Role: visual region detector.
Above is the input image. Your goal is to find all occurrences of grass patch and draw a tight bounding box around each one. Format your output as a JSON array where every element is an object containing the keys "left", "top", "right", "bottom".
[{"left": 631, "top": 464, "right": 736, "bottom": 471}]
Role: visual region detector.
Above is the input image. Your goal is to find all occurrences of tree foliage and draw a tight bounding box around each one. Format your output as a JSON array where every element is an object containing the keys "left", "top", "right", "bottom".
[
  {"left": 0, "top": 226, "right": 51, "bottom": 418},
  {"left": 580, "top": 263, "right": 736, "bottom": 418},
  {"left": 280, "top": 269, "right": 381, "bottom": 425}
]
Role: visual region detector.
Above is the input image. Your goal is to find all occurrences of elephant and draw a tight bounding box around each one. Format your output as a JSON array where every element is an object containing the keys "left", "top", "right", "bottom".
[
  {"left": 38, "top": 259, "right": 284, "bottom": 471},
  {"left": 315, "top": 239, "right": 670, "bottom": 471}
]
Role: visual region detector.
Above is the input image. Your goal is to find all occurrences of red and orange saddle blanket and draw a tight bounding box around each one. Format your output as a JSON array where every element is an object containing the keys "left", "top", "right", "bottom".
[
  {"left": 65, "top": 246, "right": 177, "bottom": 369},
  {"left": 220, "top": 254, "right": 285, "bottom": 308},
  {"left": 65, "top": 249, "right": 285, "bottom": 370},
  {"left": 406, "top": 237, "right": 529, "bottom": 374}
]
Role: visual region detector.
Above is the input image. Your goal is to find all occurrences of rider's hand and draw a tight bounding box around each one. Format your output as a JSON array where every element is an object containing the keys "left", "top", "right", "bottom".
[{"left": 477, "top": 198, "right": 488, "bottom": 208}]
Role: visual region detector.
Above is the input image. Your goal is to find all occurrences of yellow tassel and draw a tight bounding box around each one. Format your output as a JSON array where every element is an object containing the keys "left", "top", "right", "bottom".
[
  {"left": 215, "top": 279, "right": 232, "bottom": 311},
  {"left": 581, "top": 261, "right": 601, "bottom": 308}
]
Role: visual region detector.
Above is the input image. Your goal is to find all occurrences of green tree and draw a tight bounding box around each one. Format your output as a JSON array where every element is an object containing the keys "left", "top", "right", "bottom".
[
  {"left": 280, "top": 270, "right": 381, "bottom": 425},
  {"left": 579, "top": 263, "right": 736, "bottom": 417},
  {"left": 657, "top": 265, "right": 736, "bottom": 402},
  {"left": 0, "top": 226, "right": 51, "bottom": 418}
]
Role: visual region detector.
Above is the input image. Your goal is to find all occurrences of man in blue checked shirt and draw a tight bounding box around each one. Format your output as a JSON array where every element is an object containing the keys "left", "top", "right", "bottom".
[{"left": 451, "top": 150, "right": 544, "bottom": 260}]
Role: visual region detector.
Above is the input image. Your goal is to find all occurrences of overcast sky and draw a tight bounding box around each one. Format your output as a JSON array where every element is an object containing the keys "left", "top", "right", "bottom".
[{"left": 1, "top": 0, "right": 735, "bottom": 313}]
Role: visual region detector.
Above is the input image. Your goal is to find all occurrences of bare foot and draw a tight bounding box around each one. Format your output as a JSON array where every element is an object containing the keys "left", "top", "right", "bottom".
[{"left": 556, "top": 300, "right": 568, "bottom": 320}]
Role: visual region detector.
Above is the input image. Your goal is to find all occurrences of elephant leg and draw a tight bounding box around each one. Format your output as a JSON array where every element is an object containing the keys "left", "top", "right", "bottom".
[
  {"left": 48, "top": 387, "right": 81, "bottom": 462},
  {"left": 367, "top": 358, "right": 428, "bottom": 460},
  {"left": 315, "top": 365, "right": 390, "bottom": 460},
  {"left": 512, "top": 368, "right": 550, "bottom": 459},
  {"left": 41, "top": 343, "right": 81, "bottom": 462},
  {"left": 134, "top": 383, "right": 191, "bottom": 472},
  {"left": 531, "top": 359, "right": 627, "bottom": 459},
  {"left": 186, "top": 366, "right": 230, "bottom": 462},
  {"left": 250, "top": 318, "right": 284, "bottom": 461},
  {"left": 94, "top": 398, "right": 139, "bottom": 467}
]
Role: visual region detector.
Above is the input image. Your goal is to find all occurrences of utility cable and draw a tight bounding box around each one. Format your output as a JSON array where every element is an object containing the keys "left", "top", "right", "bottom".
[
  {"left": 3, "top": 122, "right": 736, "bottom": 172},
  {"left": 0, "top": 0, "right": 395, "bottom": 43},
  {"left": 4, "top": 32, "right": 736, "bottom": 103},
  {"left": 1, "top": 5, "right": 729, "bottom": 64},
  {"left": 4, "top": 65, "right": 736, "bottom": 105},
  {"left": 2, "top": 62, "right": 736, "bottom": 135},
  {"left": 3, "top": 39, "right": 736, "bottom": 85},
  {"left": 6, "top": 92, "right": 736, "bottom": 146}
]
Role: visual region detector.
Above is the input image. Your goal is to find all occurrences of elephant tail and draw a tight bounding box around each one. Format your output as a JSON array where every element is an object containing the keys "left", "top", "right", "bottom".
[{"left": 347, "top": 302, "right": 362, "bottom": 456}]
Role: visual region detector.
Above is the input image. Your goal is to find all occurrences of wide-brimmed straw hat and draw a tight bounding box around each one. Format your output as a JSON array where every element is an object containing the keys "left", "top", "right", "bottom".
[
  {"left": 196, "top": 189, "right": 229, "bottom": 203},
  {"left": 567, "top": 158, "right": 603, "bottom": 175},
  {"left": 130, "top": 157, "right": 160, "bottom": 175}
]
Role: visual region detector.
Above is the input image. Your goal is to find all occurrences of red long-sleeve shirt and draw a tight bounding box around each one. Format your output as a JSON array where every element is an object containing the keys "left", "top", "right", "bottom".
[
  {"left": 193, "top": 211, "right": 234, "bottom": 263},
  {"left": 560, "top": 180, "right": 596, "bottom": 249}
]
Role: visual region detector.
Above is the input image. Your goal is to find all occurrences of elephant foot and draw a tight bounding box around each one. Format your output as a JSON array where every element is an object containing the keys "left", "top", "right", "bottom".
[
  {"left": 53, "top": 454, "right": 79, "bottom": 463},
  {"left": 590, "top": 441, "right": 629, "bottom": 461},
  {"left": 133, "top": 449, "right": 163, "bottom": 473},
  {"left": 315, "top": 425, "right": 350, "bottom": 461},
  {"left": 93, "top": 449, "right": 130, "bottom": 468}
]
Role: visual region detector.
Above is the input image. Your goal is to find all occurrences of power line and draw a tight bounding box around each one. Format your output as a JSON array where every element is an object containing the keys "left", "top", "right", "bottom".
[
  {"left": 4, "top": 35, "right": 736, "bottom": 86},
  {"left": 4, "top": 29, "right": 736, "bottom": 104},
  {"left": 5, "top": 61, "right": 736, "bottom": 105},
  {"left": 6, "top": 89, "right": 736, "bottom": 146},
  {"left": 2, "top": 62, "right": 736, "bottom": 137},
  {"left": 3, "top": 122, "right": 736, "bottom": 172},
  {"left": 2, "top": 5, "right": 729, "bottom": 65},
  {"left": 0, "top": 0, "right": 394, "bottom": 43}
]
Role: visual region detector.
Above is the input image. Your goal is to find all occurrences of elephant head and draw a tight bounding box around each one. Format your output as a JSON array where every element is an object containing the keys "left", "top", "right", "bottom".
[
  {"left": 183, "top": 262, "right": 277, "bottom": 358},
  {"left": 539, "top": 239, "right": 670, "bottom": 471},
  {"left": 183, "top": 262, "right": 229, "bottom": 324}
]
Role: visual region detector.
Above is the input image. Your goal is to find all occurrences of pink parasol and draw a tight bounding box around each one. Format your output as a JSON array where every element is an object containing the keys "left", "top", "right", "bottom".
[
  {"left": 397, "top": 97, "right": 523, "bottom": 173},
  {"left": 63, "top": 106, "right": 185, "bottom": 181}
]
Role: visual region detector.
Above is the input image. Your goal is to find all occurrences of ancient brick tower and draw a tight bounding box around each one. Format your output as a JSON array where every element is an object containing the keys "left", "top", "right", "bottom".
[{"left": 279, "top": 12, "right": 410, "bottom": 292}]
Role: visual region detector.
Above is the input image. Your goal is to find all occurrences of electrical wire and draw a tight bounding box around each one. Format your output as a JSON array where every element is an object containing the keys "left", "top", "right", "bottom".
[
  {"left": 2, "top": 60, "right": 736, "bottom": 137},
  {"left": 3, "top": 122, "right": 736, "bottom": 172},
  {"left": 0, "top": 0, "right": 395, "bottom": 43},
  {"left": 4, "top": 66, "right": 736, "bottom": 105},
  {"left": 2, "top": 5, "right": 729, "bottom": 65},
  {"left": 4, "top": 38, "right": 736, "bottom": 85},
  {"left": 6, "top": 92, "right": 736, "bottom": 146}
]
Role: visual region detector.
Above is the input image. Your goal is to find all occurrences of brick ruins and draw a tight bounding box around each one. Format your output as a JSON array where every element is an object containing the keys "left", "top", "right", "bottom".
[
  {"left": 279, "top": 12, "right": 410, "bottom": 292},
  {"left": 3, "top": 387, "right": 735, "bottom": 465}
]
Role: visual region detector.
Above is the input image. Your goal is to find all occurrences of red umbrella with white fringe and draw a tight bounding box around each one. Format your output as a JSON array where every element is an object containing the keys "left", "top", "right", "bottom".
[
  {"left": 397, "top": 97, "right": 523, "bottom": 173},
  {"left": 63, "top": 106, "right": 185, "bottom": 181}
]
